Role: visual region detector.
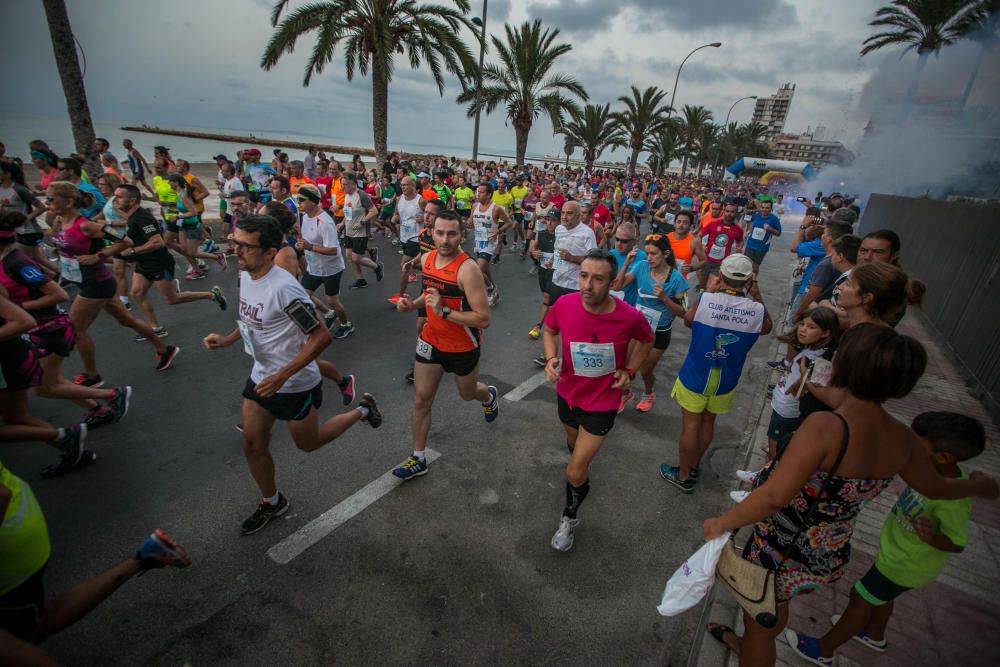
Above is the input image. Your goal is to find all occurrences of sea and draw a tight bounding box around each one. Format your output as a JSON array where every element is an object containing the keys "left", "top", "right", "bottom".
[{"left": 0, "top": 111, "right": 553, "bottom": 165}]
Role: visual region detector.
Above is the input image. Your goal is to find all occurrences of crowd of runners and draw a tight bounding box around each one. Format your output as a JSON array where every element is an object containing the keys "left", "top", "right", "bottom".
[{"left": 0, "top": 138, "right": 997, "bottom": 666}]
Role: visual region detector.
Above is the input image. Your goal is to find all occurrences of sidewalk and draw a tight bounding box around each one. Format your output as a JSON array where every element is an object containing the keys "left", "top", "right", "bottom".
[{"left": 693, "top": 312, "right": 1000, "bottom": 667}]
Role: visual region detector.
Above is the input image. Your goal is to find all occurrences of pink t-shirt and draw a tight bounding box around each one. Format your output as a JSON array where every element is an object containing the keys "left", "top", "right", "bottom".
[{"left": 544, "top": 293, "right": 653, "bottom": 412}]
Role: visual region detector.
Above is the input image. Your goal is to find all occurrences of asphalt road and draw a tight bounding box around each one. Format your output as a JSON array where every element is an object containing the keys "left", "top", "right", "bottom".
[{"left": 2, "top": 214, "right": 796, "bottom": 666}]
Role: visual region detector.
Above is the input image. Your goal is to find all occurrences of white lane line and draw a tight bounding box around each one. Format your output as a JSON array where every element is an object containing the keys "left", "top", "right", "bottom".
[
  {"left": 502, "top": 371, "right": 550, "bottom": 402},
  {"left": 267, "top": 448, "right": 442, "bottom": 565}
]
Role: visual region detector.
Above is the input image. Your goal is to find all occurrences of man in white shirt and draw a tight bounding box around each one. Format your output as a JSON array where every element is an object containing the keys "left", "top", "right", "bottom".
[
  {"left": 294, "top": 184, "right": 352, "bottom": 339},
  {"left": 550, "top": 200, "right": 598, "bottom": 302},
  {"left": 203, "top": 215, "right": 382, "bottom": 535}
]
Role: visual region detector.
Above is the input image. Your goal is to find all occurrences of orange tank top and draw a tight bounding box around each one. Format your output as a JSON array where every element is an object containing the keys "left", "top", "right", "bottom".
[
  {"left": 420, "top": 250, "right": 480, "bottom": 353},
  {"left": 668, "top": 232, "right": 694, "bottom": 275}
]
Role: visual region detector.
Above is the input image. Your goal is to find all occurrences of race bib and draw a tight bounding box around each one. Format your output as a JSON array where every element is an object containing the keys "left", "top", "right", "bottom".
[
  {"left": 664, "top": 213, "right": 675, "bottom": 225},
  {"left": 635, "top": 302, "right": 661, "bottom": 331},
  {"left": 237, "top": 320, "right": 255, "bottom": 358},
  {"left": 416, "top": 337, "right": 432, "bottom": 360},
  {"left": 318, "top": 184, "right": 328, "bottom": 194},
  {"left": 400, "top": 219, "right": 419, "bottom": 240},
  {"left": 609, "top": 290, "right": 626, "bottom": 301},
  {"left": 743, "top": 214, "right": 753, "bottom": 222},
  {"left": 59, "top": 256, "right": 83, "bottom": 283},
  {"left": 540, "top": 252, "right": 554, "bottom": 269},
  {"left": 751, "top": 226, "right": 767, "bottom": 241},
  {"left": 708, "top": 243, "right": 727, "bottom": 261},
  {"left": 535, "top": 219, "right": 546, "bottom": 232},
  {"left": 344, "top": 206, "right": 353, "bottom": 224},
  {"left": 523, "top": 212, "right": 533, "bottom": 222},
  {"left": 570, "top": 341, "right": 615, "bottom": 377},
  {"left": 474, "top": 224, "right": 489, "bottom": 243},
  {"left": 514, "top": 198, "right": 524, "bottom": 207}
]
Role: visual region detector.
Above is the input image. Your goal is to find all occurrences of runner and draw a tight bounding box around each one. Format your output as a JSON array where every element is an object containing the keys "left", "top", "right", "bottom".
[
  {"left": 510, "top": 177, "right": 530, "bottom": 252},
  {"left": 400, "top": 199, "right": 447, "bottom": 383},
  {"left": 339, "top": 173, "right": 384, "bottom": 289},
  {"left": 608, "top": 221, "right": 645, "bottom": 307},
  {"left": 202, "top": 215, "right": 382, "bottom": 534},
  {"left": 611, "top": 233, "right": 689, "bottom": 413},
  {"left": 467, "top": 183, "right": 513, "bottom": 306},
  {"left": 661, "top": 254, "right": 771, "bottom": 494},
  {"left": 743, "top": 199, "right": 782, "bottom": 272},
  {"left": 219, "top": 162, "right": 244, "bottom": 255},
  {"left": 243, "top": 149, "right": 275, "bottom": 203},
  {"left": 168, "top": 174, "right": 225, "bottom": 280},
  {"left": 542, "top": 248, "right": 653, "bottom": 551},
  {"left": 392, "top": 209, "right": 499, "bottom": 480},
  {"left": 694, "top": 202, "right": 744, "bottom": 289},
  {"left": 667, "top": 210, "right": 698, "bottom": 281},
  {"left": 527, "top": 208, "right": 560, "bottom": 340},
  {"left": 387, "top": 176, "right": 423, "bottom": 304},
  {"left": 112, "top": 184, "right": 226, "bottom": 339},
  {"left": 549, "top": 200, "right": 598, "bottom": 303},
  {"left": 294, "top": 184, "right": 353, "bottom": 339}
]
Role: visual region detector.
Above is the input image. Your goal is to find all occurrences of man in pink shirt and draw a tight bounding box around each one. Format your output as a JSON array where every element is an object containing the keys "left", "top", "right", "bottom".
[{"left": 542, "top": 248, "right": 653, "bottom": 552}]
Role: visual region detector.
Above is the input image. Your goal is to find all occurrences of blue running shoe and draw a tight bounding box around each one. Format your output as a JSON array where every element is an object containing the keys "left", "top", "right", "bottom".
[
  {"left": 659, "top": 464, "right": 695, "bottom": 495},
  {"left": 393, "top": 456, "right": 428, "bottom": 480},
  {"left": 483, "top": 385, "right": 499, "bottom": 423},
  {"left": 137, "top": 529, "right": 192, "bottom": 570},
  {"left": 339, "top": 374, "right": 356, "bottom": 405},
  {"left": 784, "top": 630, "right": 834, "bottom": 666}
]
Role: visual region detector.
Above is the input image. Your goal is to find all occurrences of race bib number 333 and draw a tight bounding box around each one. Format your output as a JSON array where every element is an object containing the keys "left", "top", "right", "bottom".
[{"left": 569, "top": 341, "right": 615, "bottom": 377}]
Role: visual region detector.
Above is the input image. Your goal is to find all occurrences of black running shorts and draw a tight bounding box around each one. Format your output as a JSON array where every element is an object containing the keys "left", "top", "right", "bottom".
[
  {"left": 557, "top": 394, "right": 617, "bottom": 437},
  {"left": 242, "top": 377, "right": 323, "bottom": 421}
]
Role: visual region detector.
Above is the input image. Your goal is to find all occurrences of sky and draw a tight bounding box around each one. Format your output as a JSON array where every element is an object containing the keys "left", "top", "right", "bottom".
[{"left": 2, "top": 0, "right": 994, "bottom": 162}]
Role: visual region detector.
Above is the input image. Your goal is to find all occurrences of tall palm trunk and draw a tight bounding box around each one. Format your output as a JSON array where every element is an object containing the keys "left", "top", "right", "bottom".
[
  {"left": 371, "top": 57, "right": 389, "bottom": 168},
  {"left": 42, "top": 0, "right": 100, "bottom": 179},
  {"left": 899, "top": 50, "right": 928, "bottom": 125},
  {"left": 628, "top": 143, "right": 640, "bottom": 176},
  {"left": 514, "top": 122, "right": 530, "bottom": 165},
  {"left": 680, "top": 154, "right": 689, "bottom": 177}
]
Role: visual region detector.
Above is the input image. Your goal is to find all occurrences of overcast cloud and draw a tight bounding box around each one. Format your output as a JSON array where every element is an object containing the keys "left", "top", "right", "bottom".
[{"left": 2, "top": 0, "right": 994, "bottom": 162}]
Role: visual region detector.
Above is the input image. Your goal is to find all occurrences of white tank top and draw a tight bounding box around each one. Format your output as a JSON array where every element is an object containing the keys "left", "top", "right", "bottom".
[
  {"left": 472, "top": 202, "right": 496, "bottom": 246},
  {"left": 396, "top": 193, "right": 422, "bottom": 241}
]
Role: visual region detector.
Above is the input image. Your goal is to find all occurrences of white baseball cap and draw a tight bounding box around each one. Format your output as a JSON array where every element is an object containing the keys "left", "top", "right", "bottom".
[{"left": 721, "top": 253, "right": 754, "bottom": 280}]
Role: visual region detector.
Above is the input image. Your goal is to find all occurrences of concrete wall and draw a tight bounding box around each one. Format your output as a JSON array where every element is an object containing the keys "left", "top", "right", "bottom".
[{"left": 859, "top": 194, "right": 1000, "bottom": 418}]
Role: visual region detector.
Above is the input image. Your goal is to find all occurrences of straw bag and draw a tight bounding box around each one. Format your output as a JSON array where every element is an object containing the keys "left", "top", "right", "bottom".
[{"left": 716, "top": 414, "right": 850, "bottom": 629}]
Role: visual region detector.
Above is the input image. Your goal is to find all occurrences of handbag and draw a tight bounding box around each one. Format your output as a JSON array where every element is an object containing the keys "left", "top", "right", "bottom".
[{"left": 715, "top": 413, "right": 850, "bottom": 628}]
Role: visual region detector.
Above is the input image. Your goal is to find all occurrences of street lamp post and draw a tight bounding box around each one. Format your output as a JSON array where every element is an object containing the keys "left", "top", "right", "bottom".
[
  {"left": 471, "top": 1, "right": 488, "bottom": 162},
  {"left": 725, "top": 95, "right": 758, "bottom": 127},
  {"left": 667, "top": 42, "right": 722, "bottom": 117}
]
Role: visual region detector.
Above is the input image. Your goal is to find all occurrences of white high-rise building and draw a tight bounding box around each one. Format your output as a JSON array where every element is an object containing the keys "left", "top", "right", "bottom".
[{"left": 752, "top": 83, "right": 795, "bottom": 141}]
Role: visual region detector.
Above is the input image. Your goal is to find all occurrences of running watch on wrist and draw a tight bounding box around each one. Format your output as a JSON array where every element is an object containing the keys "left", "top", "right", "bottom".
[{"left": 441, "top": 307, "right": 452, "bottom": 319}]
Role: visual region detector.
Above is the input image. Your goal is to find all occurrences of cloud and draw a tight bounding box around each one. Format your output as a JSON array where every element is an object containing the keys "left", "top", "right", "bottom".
[
  {"left": 222, "top": 79, "right": 250, "bottom": 90},
  {"left": 486, "top": 0, "right": 512, "bottom": 23},
  {"left": 526, "top": 0, "right": 796, "bottom": 36}
]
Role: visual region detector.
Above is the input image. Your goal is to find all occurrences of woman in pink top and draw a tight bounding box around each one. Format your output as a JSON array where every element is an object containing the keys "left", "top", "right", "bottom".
[
  {"left": 46, "top": 181, "right": 173, "bottom": 389},
  {"left": 541, "top": 248, "right": 653, "bottom": 552}
]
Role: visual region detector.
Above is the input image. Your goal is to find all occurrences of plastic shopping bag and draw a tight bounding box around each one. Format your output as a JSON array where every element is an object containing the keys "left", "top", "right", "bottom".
[{"left": 656, "top": 533, "right": 731, "bottom": 616}]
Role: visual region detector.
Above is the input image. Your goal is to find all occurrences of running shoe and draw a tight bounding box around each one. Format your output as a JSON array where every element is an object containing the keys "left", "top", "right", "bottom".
[
  {"left": 618, "top": 390, "right": 635, "bottom": 414},
  {"left": 659, "top": 464, "right": 695, "bottom": 495},
  {"left": 487, "top": 289, "right": 500, "bottom": 307},
  {"left": 73, "top": 373, "right": 104, "bottom": 388},
  {"left": 490, "top": 252, "right": 501, "bottom": 265},
  {"left": 689, "top": 466, "right": 700, "bottom": 482},
  {"left": 196, "top": 259, "right": 207, "bottom": 270},
  {"left": 387, "top": 293, "right": 403, "bottom": 305},
  {"left": 829, "top": 614, "right": 888, "bottom": 653},
  {"left": 333, "top": 322, "right": 355, "bottom": 339},
  {"left": 240, "top": 493, "right": 289, "bottom": 535},
  {"left": 551, "top": 515, "right": 580, "bottom": 552},
  {"left": 54, "top": 423, "right": 86, "bottom": 468},
  {"left": 349, "top": 279, "right": 368, "bottom": 289},
  {"left": 107, "top": 386, "right": 133, "bottom": 422},
  {"left": 156, "top": 345, "right": 180, "bottom": 372},
  {"left": 735, "top": 469, "right": 758, "bottom": 484},
  {"left": 83, "top": 406, "right": 115, "bottom": 429},
  {"left": 766, "top": 359, "right": 791, "bottom": 371},
  {"left": 137, "top": 529, "right": 192, "bottom": 570},
  {"left": 483, "top": 385, "right": 499, "bottom": 423},
  {"left": 41, "top": 448, "right": 96, "bottom": 478},
  {"left": 405, "top": 367, "right": 414, "bottom": 384},
  {"left": 393, "top": 455, "right": 428, "bottom": 480},
  {"left": 358, "top": 393, "right": 382, "bottom": 428},
  {"left": 184, "top": 270, "right": 206, "bottom": 281},
  {"left": 407, "top": 273, "right": 418, "bottom": 283},
  {"left": 339, "top": 374, "right": 356, "bottom": 406},
  {"left": 211, "top": 286, "right": 227, "bottom": 310},
  {"left": 532, "top": 353, "right": 547, "bottom": 367},
  {"left": 729, "top": 490, "right": 750, "bottom": 503},
  {"left": 528, "top": 324, "right": 541, "bottom": 339},
  {"left": 391, "top": 238, "right": 401, "bottom": 247},
  {"left": 214, "top": 253, "right": 227, "bottom": 271},
  {"left": 135, "top": 327, "right": 169, "bottom": 342},
  {"left": 783, "top": 630, "right": 834, "bottom": 666},
  {"left": 635, "top": 392, "right": 655, "bottom": 413},
  {"left": 233, "top": 423, "right": 244, "bottom": 433},
  {"left": 200, "top": 239, "right": 212, "bottom": 253},
  {"left": 374, "top": 262, "right": 385, "bottom": 282}
]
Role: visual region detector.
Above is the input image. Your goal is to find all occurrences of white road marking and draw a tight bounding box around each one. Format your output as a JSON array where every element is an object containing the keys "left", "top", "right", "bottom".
[
  {"left": 502, "top": 371, "right": 550, "bottom": 402},
  {"left": 267, "top": 449, "right": 442, "bottom": 564}
]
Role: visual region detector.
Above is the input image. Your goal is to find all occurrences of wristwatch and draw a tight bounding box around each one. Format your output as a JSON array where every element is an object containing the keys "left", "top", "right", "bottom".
[{"left": 441, "top": 307, "right": 452, "bottom": 319}]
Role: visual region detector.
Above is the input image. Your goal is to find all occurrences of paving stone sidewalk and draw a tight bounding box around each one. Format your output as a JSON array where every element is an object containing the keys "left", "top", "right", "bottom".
[{"left": 693, "top": 313, "right": 1000, "bottom": 667}]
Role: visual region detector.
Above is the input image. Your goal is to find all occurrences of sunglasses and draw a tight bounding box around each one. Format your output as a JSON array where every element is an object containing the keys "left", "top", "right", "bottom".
[
  {"left": 614, "top": 237, "right": 634, "bottom": 244},
  {"left": 233, "top": 241, "right": 262, "bottom": 252},
  {"left": 645, "top": 234, "right": 665, "bottom": 242}
]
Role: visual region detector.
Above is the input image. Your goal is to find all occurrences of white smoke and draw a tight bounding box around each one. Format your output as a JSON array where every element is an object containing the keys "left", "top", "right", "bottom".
[{"left": 813, "top": 33, "right": 1000, "bottom": 202}]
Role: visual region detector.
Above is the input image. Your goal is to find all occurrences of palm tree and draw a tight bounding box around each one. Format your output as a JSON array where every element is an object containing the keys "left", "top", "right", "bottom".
[
  {"left": 694, "top": 123, "right": 721, "bottom": 177},
  {"left": 861, "top": 0, "right": 986, "bottom": 123},
  {"left": 613, "top": 86, "right": 671, "bottom": 175},
  {"left": 42, "top": 0, "right": 100, "bottom": 178},
  {"left": 557, "top": 103, "right": 625, "bottom": 172},
  {"left": 456, "top": 20, "right": 587, "bottom": 165},
  {"left": 262, "top": 1, "right": 479, "bottom": 167},
  {"left": 644, "top": 120, "right": 682, "bottom": 176},
  {"left": 677, "top": 104, "right": 713, "bottom": 176},
  {"left": 959, "top": 1, "right": 999, "bottom": 111}
]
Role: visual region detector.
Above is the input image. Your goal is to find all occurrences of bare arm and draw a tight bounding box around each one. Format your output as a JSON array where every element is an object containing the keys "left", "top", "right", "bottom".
[
  {"left": 189, "top": 175, "right": 210, "bottom": 203},
  {"left": 0, "top": 294, "right": 37, "bottom": 342},
  {"left": 448, "top": 259, "right": 491, "bottom": 329},
  {"left": 900, "top": 432, "right": 999, "bottom": 500},
  {"left": 20, "top": 279, "right": 67, "bottom": 313}
]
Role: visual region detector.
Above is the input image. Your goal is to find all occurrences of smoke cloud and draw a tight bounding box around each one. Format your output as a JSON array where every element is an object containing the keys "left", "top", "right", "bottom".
[{"left": 813, "top": 33, "right": 1000, "bottom": 202}]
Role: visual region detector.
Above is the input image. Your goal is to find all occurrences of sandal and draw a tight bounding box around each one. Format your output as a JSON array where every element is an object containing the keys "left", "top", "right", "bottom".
[{"left": 706, "top": 622, "right": 740, "bottom": 655}]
